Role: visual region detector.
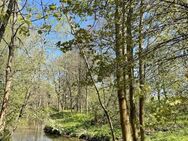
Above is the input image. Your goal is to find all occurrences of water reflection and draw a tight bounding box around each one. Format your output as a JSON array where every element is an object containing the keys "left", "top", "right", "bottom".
[{"left": 11, "top": 120, "right": 78, "bottom": 141}]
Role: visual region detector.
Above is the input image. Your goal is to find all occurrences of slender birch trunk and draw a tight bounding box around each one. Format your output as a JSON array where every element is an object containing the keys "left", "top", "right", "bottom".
[{"left": 0, "top": 0, "right": 16, "bottom": 132}]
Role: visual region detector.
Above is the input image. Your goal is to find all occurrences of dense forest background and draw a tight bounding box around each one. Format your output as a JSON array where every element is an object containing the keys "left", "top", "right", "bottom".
[{"left": 0, "top": 0, "right": 188, "bottom": 141}]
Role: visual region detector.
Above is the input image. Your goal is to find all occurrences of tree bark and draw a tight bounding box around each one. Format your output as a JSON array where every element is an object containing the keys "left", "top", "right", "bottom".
[
  {"left": 18, "top": 90, "right": 31, "bottom": 118},
  {"left": 0, "top": 1, "right": 16, "bottom": 131},
  {"left": 77, "top": 59, "right": 82, "bottom": 112},
  {"left": 57, "top": 70, "right": 62, "bottom": 111},
  {"left": 156, "top": 83, "right": 161, "bottom": 104},
  {"left": 85, "top": 82, "right": 88, "bottom": 114},
  {"left": 0, "top": 46, "right": 14, "bottom": 132},
  {"left": 126, "top": 0, "right": 137, "bottom": 140},
  {"left": 115, "top": 0, "right": 133, "bottom": 141},
  {"left": 138, "top": 0, "right": 145, "bottom": 140},
  {"left": 0, "top": 0, "right": 14, "bottom": 43},
  {"left": 65, "top": 76, "right": 73, "bottom": 111}
]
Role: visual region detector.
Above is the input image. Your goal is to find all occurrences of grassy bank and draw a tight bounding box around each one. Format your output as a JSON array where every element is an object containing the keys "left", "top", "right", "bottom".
[
  {"left": 146, "top": 114, "right": 188, "bottom": 141},
  {"left": 146, "top": 128, "right": 188, "bottom": 141},
  {"left": 46, "top": 111, "right": 115, "bottom": 140},
  {"left": 45, "top": 111, "right": 188, "bottom": 141}
]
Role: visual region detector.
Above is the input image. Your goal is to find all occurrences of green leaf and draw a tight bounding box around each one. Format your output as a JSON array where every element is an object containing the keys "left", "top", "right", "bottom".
[
  {"left": 37, "top": 30, "right": 43, "bottom": 34},
  {"left": 49, "top": 4, "right": 56, "bottom": 10},
  {"left": 25, "top": 19, "right": 32, "bottom": 26}
]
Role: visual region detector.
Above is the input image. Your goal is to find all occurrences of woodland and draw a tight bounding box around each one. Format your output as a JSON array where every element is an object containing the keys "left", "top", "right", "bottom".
[{"left": 0, "top": 0, "right": 188, "bottom": 141}]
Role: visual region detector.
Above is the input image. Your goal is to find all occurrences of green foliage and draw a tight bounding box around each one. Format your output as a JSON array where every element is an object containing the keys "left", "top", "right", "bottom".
[
  {"left": 0, "top": 0, "right": 188, "bottom": 140},
  {"left": 19, "top": 25, "right": 30, "bottom": 36},
  {"left": 0, "top": 129, "right": 11, "bottom": 141},
  {"left": 37, "top": 30, "right": 43, "bottom": 34},
  {"left": 49, "top": 4, "right": 57, "bottom": 11},
  {"left": 47, "top": 111, "right": 116, "bottom": 138},
  {"left": 147, "top": 127, "right": 188, "bottom": 141}
]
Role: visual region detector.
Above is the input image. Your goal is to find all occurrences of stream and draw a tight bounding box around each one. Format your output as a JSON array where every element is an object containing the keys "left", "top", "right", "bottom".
[{"left": 11, "top": 120, "right": 79, "bottom": 141}]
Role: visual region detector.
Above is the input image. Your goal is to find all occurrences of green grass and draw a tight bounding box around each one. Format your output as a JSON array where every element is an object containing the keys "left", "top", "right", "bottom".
[
  {"left": 47, "top": 111, "right": 113, "bottom": 138},
  {"left": 146, "top": 127, "right": 188, "bottom": 141},
  {"left": 47, "top": 111, "right": 188, "bottom": 140},
  {"left": 146, "top": 113, "right": 188, "bottom": 141}
]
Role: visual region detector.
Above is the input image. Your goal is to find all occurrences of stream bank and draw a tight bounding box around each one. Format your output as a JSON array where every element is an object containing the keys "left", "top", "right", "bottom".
[
  {"left": 45, "top": 112, "right": 114, "bottom": 141},
  {"left": 1, "top": 120, "right": 79, "bottom": 141}
]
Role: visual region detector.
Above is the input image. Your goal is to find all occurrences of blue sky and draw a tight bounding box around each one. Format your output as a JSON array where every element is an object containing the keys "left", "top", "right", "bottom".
[{"left": 24, "top": 0, "right": 95, "bottom": 59}]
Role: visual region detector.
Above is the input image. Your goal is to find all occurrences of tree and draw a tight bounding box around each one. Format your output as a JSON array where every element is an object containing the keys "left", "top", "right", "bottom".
[
  {"left": 0, "top": 0, "right": 15, "bottom": 42},
  {"left": 0, "top": 0, "right": 188, "bottom": 140},
  {"left": 138, "top": 0, "right": 145, "bottom": 140},
  {"left": 0, "top": 0, "right": 17, "bottom": 131}
]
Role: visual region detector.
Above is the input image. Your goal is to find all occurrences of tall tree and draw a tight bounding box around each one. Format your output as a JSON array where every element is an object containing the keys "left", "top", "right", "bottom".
[
  {"left": 115, "top": 0, "right": 133, "bottom": 140},
  {"left": 138, "top": 0, "right": 145, "bottom": 140},
  {"left": 0, "top": 0, "right": 17, "bottom": 132}
]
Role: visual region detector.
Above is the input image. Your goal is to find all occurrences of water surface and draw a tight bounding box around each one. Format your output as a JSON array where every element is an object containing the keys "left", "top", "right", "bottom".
[{"left": 11, "top": 121, "right": 79, "bottom": 141}]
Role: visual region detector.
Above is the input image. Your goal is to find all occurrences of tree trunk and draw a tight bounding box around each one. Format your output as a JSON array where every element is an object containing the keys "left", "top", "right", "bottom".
[
  {"left": 0, "top": 46, "right": 14, "bottom": 132},
  {"left": 82, "top": 52, "right": 116, "bottom": 141},
  {"left": 18, "top": 90, "right": 31, "bottom": 118},
  {"left": 66, "top": 79, "right": 73, "bottom": 112},
  {"left": 57, "top": 93, "right": 61, "bottom": 111},
  {"left": 57, "top": 70, "right": 62, "bottom": 111},
  {"left": 157, "top": 83, "right": 161, "bottom": 104},
  {"left": 126, "top": 0, "right": 137, "bottom": 140},
  {"left": 77, "top": 59, "right": 82, "bottom": 113},
  {"left": 0, "top": 0, "right": 14, "bottom": 43},
  {"left": 0, "top": 1, "right": 16, "bottom": 132},
  {"left": 138, "top": 0, "right": 145, "bottom": 140},
  {"left": 64, "top": 10, "right": 116, "bottom": 141},
  {"left": 84, "top": 62, "right": 88, "bottom": 113},
  {"left": 118, "top": 92, "right": 133, "bottom": 141},
  {"left": 85, "top": 84, "right": 88, "bottom": 114},
  {"left": 115, "top": 0, "right": 133, "bottom": 140}
]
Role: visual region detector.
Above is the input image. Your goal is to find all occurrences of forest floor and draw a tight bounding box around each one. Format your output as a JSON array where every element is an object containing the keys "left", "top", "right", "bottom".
[
  {"left": 46, "top": 111, "right": 114, "bottom": 140},
  {"left": 45, "top": 110, "right": 188, "bottom": 141}
]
